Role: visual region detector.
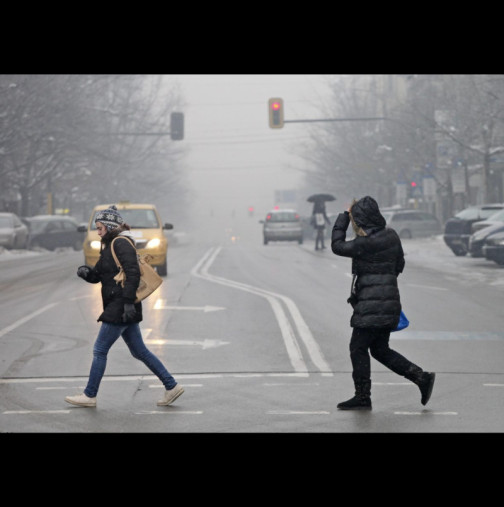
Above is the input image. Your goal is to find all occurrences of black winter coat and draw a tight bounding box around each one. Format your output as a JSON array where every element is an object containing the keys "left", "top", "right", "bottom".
[
  {"left": 331, "top": 199, "right": 404, "bottom": 330},
  {"left": 79, "top": 231, "right": 143, "bottom": 324}
]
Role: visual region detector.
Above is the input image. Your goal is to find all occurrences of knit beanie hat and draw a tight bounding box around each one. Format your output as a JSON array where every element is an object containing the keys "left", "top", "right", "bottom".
[{"left": 95, "top": 205, "right": 124, "bottom": 231}]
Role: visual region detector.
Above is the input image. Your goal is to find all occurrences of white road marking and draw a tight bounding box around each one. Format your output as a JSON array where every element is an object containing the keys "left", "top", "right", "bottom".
[
  {"left": 267, "top": 410, "right": 330, "bottom": 415},
  {"left": 153, "top": 300, "right": 225, "bottom": 312},
  {"left": 149, "top": 384, "right": 203, "bottom": 388},
  {"left": 405, "top": 283, "right": 448, "bottom": 291},
  {"left": 0, "top": 302, "right": 58, "bottom": 338},
  {"left": 394, "top": 411, "right": 458, "bottom": 415},
  {"left": 484, "top": 384, "right": 504, "bottom": 387},
  {"left": 145, "top": 338, "right": 230, "bottom": 349},
  {"left": 192, "top": 247, "right": 331, "bottom": 375},
  {"left": 3, "top": 410, "right": 71, "bottom": 414},
  {"left": 134, "top": 410, "right": 203, "bottom": 415},
  {"left": 0, "top": 372, "right": 311, "bottom": 384}
]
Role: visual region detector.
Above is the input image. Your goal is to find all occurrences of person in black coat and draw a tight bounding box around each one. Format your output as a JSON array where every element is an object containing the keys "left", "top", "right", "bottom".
[
  {"left": 331, "top": 196, "right": 435, "bottom": 410},
  {"left": 65, "top": 205, "right": 184, "bottom": 408}
]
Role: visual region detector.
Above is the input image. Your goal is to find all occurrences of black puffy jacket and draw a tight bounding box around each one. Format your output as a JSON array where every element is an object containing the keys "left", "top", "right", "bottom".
[
  {"left": 331, "top": 196, "right": 404, "bottom": 330},
  {"left": 79, "top": 230, "right": 143, "bottom": 324}
]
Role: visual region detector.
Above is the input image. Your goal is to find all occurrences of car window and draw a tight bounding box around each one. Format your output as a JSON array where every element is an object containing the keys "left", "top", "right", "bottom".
[
  {"left": 266, "top": 212, "right": 300, "bottom": 222},
  {"left": 46, "top": 221, "right": 62, "bottom": 232},
  {"left": 28, "top": 221, "right": 49, "bottom": 234},
  {"left": 61, "top": 220, "right": 78, "bottom": 231},
  {"left": 0, "top": 216, "right": 12, "bottom": 227},
  {"left": 456, "top": 206, "right": 504, "bottom": 220},
  {"left": 484, "top": 209, "right": 504, "bottom": 221},
  {"left": 91, "top": 209, "right": 160, "bottom": 229},
  {"left": 393, "top": 213, "right": 419, "bottom": 221},
  {"left": 12, "top": 215, "right": 22, "bottom": 227},
  {"left": 480, "top": 208, "right": 504, "bottom": 219},
  {"left": 418, "top": 213, "right": 438, "bottom": 221}
]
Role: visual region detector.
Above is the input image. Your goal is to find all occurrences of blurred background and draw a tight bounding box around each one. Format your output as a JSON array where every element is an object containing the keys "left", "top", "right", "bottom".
[{"left": 2, "top": 74, "right": 503, "bottom": 242}]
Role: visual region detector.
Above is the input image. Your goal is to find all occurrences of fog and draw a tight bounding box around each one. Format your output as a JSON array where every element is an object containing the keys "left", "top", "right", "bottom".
[{"left": 168, "top": 75, "right": 333, "bottom": 242}]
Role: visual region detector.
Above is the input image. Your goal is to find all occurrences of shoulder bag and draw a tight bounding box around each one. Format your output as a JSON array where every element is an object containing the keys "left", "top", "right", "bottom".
[
  {"left": 111, "top": 236, "right": 163, "bottom": 303},
  {"left": 392, "top": 310, "right": 409, "bottom": 332}
]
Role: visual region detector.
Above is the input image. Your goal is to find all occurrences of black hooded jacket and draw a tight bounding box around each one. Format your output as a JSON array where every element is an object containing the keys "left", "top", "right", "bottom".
[
  {"left": 331, "top": 196, "right": 404, "bottom": 329},
  {"left": 79, "top": 229, "right": 143, "bottom": 324}
]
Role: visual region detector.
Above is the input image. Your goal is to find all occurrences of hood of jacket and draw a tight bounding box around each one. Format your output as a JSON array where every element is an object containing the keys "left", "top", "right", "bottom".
[{"left": 349, "top": 196, "right": 386, "bottom": 236}]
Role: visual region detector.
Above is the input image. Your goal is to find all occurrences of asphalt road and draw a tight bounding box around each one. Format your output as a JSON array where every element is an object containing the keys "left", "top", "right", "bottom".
[{"left": 1, "top": 229, "right": 504, "bottom": 433}]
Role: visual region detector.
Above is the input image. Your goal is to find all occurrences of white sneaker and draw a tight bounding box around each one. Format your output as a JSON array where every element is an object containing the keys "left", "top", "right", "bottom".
[
  {"left": 65, "top": 393, "right": 97, "bottom": 407},
  {"left": 157, "top": 384, "right": 184, "bottom": 406}
]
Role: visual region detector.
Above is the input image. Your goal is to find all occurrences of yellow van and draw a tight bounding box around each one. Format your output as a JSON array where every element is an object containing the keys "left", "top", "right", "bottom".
[{"left": 79, "top": 203, "right": 173, "bottom": 276}]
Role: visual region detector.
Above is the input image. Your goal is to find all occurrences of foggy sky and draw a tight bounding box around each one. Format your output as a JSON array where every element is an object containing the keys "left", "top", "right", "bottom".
[{"left": 167, "top": 75, "right": 332, "bottom": 239}]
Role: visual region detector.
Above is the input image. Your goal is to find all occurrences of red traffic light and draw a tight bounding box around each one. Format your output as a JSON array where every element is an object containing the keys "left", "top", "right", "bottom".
[
  {"left": 268, "top": 98, "right": 284, "bottom": 128},
  {"left": 411, "top": 181, "right": 417, "bottom": 187}
]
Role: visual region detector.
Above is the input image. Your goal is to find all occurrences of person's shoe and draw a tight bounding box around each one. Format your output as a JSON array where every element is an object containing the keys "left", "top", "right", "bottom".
[
  {"left": 418, "top": 372, "right": 436, "bottom": 406},
  {"left": 337, "top": 380, "right": 372, "bottom": 410},
  {"left": 337, "top": 395, "right": 372, "bottom": 410},
  {"left": 405, "top": 366, "right": 436, "bottom": 406},
  {"left": 65, "top": 393, "right": 96, "bottom": 407},
  {"left": 157, "top": 384, "right": 184, "bottom": 406}
]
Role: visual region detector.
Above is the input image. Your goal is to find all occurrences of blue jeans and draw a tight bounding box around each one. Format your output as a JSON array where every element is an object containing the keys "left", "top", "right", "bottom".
[{"left": 84, "top": 322, "right": 177, "bottom": 398}]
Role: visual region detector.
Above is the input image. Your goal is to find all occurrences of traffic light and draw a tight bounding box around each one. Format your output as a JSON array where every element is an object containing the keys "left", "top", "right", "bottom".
[
  {"left": 268, "top": 98, "right": 284, "bottom": 128},
  {"left": 170, "top": 112, "right": 184, "bottom": 140}
]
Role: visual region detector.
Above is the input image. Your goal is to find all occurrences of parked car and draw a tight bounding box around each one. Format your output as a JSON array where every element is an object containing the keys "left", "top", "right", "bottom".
[
  {"left": 443, "top": 203, "right": 504, "bottom": 256},
  {"left": 25, "top": 215, "right": 85, "bottom": 251},
  {"left": 470, "top": 208, "right": 504, "bottom": 234},
  {"left": 260, "top": 209, "right": 303, "bottom": 245},
  {"left": 80, "top": 203, "right": 173, "bottom": 276},
  {"left": 380, "top": 209, "right": 441, "bottom": 239},
  {"left": 468, "top": 222, "right": 504, "bottom": 257},
  {"left": 482, "top": 230, "right": 504, "bottom": 265},
  {"left": 0, "top": 212, "right": 29, "bottom": 249}
]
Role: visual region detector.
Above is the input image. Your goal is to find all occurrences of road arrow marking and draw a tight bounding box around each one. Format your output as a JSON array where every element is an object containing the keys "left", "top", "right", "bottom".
[
  {"left": 153, "top": 299, "right": 225, "bottom": 312},
  {"left": 144, "top": 338, "right": 230, "bottom": 349}
]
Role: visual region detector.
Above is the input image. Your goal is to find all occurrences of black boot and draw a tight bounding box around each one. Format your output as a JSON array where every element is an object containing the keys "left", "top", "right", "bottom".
[
  {"left": 405, "top": 366, "right": 436, "bottom": 406},
  {"left": 337, "top": 380, "right": 372, "bottom": 410}
]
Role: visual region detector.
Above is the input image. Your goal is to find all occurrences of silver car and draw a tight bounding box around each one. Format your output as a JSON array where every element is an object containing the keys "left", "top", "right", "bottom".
[
  {"left": 0, "top": 212, "right": 29, "bottom": 249},
  {"left": 260, "top": 209, "right": 303, "bottom": 245},
  {"left": 381, "top": 209, "right": 441, "bottom": 239}
]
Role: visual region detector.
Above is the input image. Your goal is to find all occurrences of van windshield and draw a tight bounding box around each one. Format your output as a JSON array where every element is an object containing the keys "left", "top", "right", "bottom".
[{"left": 91, "top": 209, "right": 159, "bottom": 229}]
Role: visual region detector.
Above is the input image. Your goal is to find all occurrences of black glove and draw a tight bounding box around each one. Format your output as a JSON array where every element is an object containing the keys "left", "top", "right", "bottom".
[
  {"left": 77, "top": 266, "right": 91, "bottom": 279},
  {"left": 122, "top": 303, "right": 137, "bottom": 323}
]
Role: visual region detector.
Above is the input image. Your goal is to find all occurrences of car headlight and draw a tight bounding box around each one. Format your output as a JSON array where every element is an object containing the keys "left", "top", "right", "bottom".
[
  {"left": 146, "top": 238, "right": 161, "bottom": 249},
  {"left": 90, "top": 240, "right": 101, "bottom": 250}
]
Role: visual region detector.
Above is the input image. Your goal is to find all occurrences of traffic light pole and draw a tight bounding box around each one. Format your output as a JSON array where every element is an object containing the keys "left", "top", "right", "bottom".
[{"left": 283, "top": 117, "right": 387, "bottom": 123}]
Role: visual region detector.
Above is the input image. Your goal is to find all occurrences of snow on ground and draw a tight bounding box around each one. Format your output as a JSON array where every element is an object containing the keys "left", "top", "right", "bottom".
[{"left": 402, "top": 234, "right": 504, "bottom": 289}]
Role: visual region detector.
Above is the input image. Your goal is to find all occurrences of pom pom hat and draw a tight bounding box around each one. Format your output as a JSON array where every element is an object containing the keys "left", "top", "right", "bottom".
[{"left": 95, "top": 205, "right": 124, "bottom": 231}]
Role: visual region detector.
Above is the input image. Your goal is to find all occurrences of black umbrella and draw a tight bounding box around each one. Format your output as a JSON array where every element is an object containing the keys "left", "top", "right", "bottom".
[{"left": 307, "top": 193, "right": 336, "bottom": 203}]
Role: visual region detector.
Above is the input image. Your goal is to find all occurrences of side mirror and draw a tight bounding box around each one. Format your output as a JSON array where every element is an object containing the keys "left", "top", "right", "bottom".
[
  {"left": 164, "top": 223, "right": 174, "bottom": 230},
  {"left": 77, "top": 225, "right": 87, "bottom": 233},
  {"left": 259, "top": 220, "right": 264, "bottom": 224}
]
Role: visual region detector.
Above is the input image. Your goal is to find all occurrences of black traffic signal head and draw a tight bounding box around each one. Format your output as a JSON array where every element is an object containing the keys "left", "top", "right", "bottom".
[
  {"left": 268, "top": 98, "right": 284, "bottom": 128},
  {"left": 170, "top": 112, "right": 184, "bottom": 140}
]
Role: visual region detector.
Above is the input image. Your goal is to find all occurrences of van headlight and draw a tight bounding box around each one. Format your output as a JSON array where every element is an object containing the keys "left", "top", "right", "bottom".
[
  {"left": 146, "top": 238, "right": 161, "bottom": 249},
  {"left": 90, "top": 240, "right": 101, "bottom": 250}
]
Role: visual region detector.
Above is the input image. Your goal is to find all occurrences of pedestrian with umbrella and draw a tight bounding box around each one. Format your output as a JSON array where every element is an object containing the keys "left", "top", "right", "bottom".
[{"left": 307, "top": 193, "right": 335, "bottom": 251}]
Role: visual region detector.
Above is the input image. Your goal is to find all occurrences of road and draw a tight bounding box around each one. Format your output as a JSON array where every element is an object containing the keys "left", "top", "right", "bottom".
[{"left": 1, "top": 227, "right": 504, "bottom": 433}]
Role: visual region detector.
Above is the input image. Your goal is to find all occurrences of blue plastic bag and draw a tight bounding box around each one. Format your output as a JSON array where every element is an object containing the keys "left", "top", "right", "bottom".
[{"left": 392, "top": 310, "right": 409, "bottom": 332}]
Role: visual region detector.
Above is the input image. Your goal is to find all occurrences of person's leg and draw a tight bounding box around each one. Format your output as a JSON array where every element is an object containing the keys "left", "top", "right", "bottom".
[
  {"left": 337, "top": 328, "right": 373, "bottom": 410},
  {"left": 84, "top": 322, "right": 123, "bottom": 397},
  {"left": 121, "top": 323, "right": 177, "bottom": 390},
  {"left": 121, "top": 323, "right": 184, "bottom": 406},
  {"left": 370, "top": 331, "right": 436, "bottom": 405}
]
